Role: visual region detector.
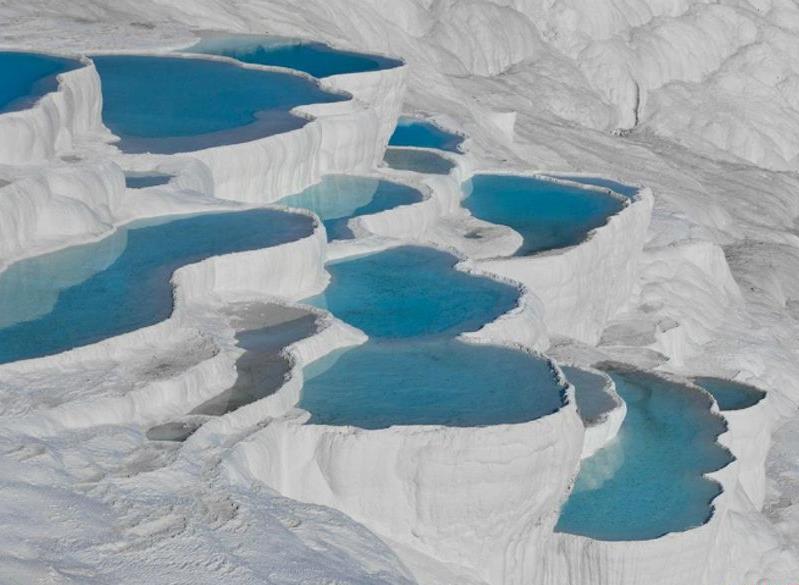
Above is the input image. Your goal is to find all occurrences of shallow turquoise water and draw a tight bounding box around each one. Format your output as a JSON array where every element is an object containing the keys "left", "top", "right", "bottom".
[
  {"left": 0, "top": 210, "right": 313, "bottom": 364},
  {"left": 189, "top": 35, "right": 402, "bottom": 79},
  {"left": 562, "top": 366, "right": 617, "bottom": 425},
  {"left": 300, "top": 339, "right": 563, "bottom": 428},
  {"left": 388, "top": 117, "right": 464, "bottom": 153},
  {"left": 693, "top": 376, "right": 766, "bottom": 411},
  {"left": 279, "top": 175, "right": 423, "bottom": 240},
  {"left": 463, "top": 175, "right": 625, "bottom": 256},
  {"left": 124, "top": 173, "right": 172, "bottom": 189},
  {"left": 304, "top": 246, "right": 518, "bottom": 338},
  {"left": 192, "top": 313, "right": 318, "bottom": 416},
  {"left": 555, "top": 367, "right": 733, "bottom": 541},
  {"left": 383, "top": 148, "right": 455, "bottom": 175},
  {"left": 552, "top": 175, "right": 638, "bottom": 199},
  {"left": 0, "top": 51, "right": 76, "bottom": 113},
  {"left": 93, "top": 55, "right": 346, "bottom": 154}
]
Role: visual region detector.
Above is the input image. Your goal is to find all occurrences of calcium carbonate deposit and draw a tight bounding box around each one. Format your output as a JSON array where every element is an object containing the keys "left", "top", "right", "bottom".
[{"left": 1, "top": 2, "right": 799, "bottom": 584}]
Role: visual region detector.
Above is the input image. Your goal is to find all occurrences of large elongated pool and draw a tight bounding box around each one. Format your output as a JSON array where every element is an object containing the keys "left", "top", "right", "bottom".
[
  {"left": 93, "top": 54, "right": 346, "bottom": 154},
  {"left": 555, "top": 367, "right": 733, "bottom": 541},
  {"left": 278, "top": 175, "right": 423, "bottom": 240},
  {"left": 0, "top": 210, "right": 313, "bottom": 364},
  {"left": 463, "top": 175, "right": 625, "bottom": 256},
  {"left": 300, "top": 339, "right": 563, "bottom": 428},
  {"left": 303, "top": 246, "right": 518, "bottom": 338},
  {"left": 188, "top": 35, "right": 402, "bottom": 79},
  {"left": 0, "top": 51, "right": 77, "bottom": 113}
]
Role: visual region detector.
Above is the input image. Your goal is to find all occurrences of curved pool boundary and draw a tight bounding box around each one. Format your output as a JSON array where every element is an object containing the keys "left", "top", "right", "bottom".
[
  {"left": 533, "top": 367, "right": 780, "bottom": 585},
  {"left": 89, "top": 45, "right": 408, "bottom": 204},
  {"left": 273, "top": 172, "right": 431, "bottom": 242},
  {"left": 389, "top": 113, "right": 468, "bottom": 154},
  {"left": 0, "top": 49, "right": 105, "bottom": 165},
  {"left": 467, "top": 171, "right": 653, "bottom": 344},
  {"left": 0, "top": 205, "right": 327, "bottom": 431},
  {"left": 564, "top": 365, "right": 627, "bottom": 459}
]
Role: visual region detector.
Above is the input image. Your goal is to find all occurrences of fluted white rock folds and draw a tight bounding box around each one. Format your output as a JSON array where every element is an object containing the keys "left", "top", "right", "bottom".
[{"left": 0, "top": 52, "right": 103, "bottom": 165}]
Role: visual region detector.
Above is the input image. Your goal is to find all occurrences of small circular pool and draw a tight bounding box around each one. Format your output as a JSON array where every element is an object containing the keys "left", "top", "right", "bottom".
[{"left": 463, "top": 174, "right": 625, "bottom": 256}]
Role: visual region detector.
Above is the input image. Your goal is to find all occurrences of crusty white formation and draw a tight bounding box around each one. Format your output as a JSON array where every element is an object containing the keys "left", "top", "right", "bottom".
[
  {"left": 476, "top": 177, "right": 653, "bottom": 344},
  {"left": 225, "top": 396, "right": 585, "bottom": 585},
  {"left": 574, "top": 367, "right": 626, "bottom": 459},
  {"left": 0, "top": 56, "right": 105, "bottom": 166},
  {"left": 116, "top": 51, "right": 408, "bottom": 204}
]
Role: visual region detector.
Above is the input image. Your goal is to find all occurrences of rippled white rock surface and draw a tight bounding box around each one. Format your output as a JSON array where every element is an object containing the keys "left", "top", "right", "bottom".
[{"left": 2, "top": 1, "right": 799, "bottom": 584}]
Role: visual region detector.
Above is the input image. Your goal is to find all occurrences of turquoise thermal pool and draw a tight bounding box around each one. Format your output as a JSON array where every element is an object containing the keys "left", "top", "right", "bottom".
[
  {"left": 0, "top": 210, "right": 313, "bottom": 365},
  {"left": 383, "top": 147, "right": 456, "bottom": 175},
  {"left": 0, "top": 51, "right": 77, "bottom": 113},
  {"left": 388, "top": 116, "right": 464, "bottom": 153},
  {"left": 303, "top": 246, "right": 518, "bottom": 338},
  {"left": 188, "top": 35, "right": 402, "bottom": 79},
  {"left": 693, "top": 376, "right": 766, "bottom": 411},
  {"left": 124, "top": 172, "right": 173, "bottom": 189},
  {"left": 463, "top": 174, "right": 625, "bottom": 256},
  {"left": 92, "top": 54, "right": 346, "bottom": 154},
  {"left": 278, "top": 175, "right": 423, "bottom": 240},
  {"left": 299, "top": 339, "right": 564, "bottom": 429},
  {"left": 555, "top": 367, "right": 733, "bottom": 541}
]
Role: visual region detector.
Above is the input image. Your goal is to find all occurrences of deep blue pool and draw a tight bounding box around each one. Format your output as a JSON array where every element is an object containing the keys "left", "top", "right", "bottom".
[
  {"left": 550, "top": 175, "right": 639, "bottom": 199},
  {"left": 93, "top": 54, "right": 346, "bottom": 154},
  {"left": 300, "top": 339, "right": 563, "bottom": 429},
  {"left": 693, "top": 376, "right": 766, "bottom": 411},
  {"left": 463, "top": 175, "right": 625, "bottom": 256},
  {"left": 278, "top": 175, "right": 423, "bottom": 240},
  {"left": 383, "top": 147, "right": 455, "bottom": 175},
  {"left": 124, "top": 173, "right": 173, "bottom": 189},
  {"left": 562, "top": 366, "right": 617, "bottom": 426},
  {"left": 303, "top": 246, "right": 518, "bottom": 339},
  {"left": 188, "top": 35, "right": 402, "bottom": 79},
  {"left": 0, "top": 210, "right": 313, "bottom": 364},
  {"left": 0, "top": 51, "right": 77, "bottom": 113},
  {"left": 388, "top": 117, "right": 464, "bottom": 153},
  {"left": 555, "top": 367, "right": 733, "bottom": 541}
]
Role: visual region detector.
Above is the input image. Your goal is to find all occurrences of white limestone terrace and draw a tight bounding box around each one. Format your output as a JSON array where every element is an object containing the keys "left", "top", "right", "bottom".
[
  {"left": 0, "top": 51, "right": 107, "bottom": 166},
  {"left": 467, "top": 173, "right": 652, "bottom": 344},
  {"left": 0, "top": 2, "right": 798, "bottom": 585},
  {"left": 85, "top": 47, "right": 407, "bottom": 204}
]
